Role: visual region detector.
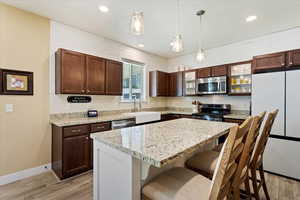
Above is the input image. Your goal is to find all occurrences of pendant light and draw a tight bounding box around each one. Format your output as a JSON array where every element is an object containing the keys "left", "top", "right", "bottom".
[
  {"left": 196, "top": 10, "right": 206, "bottom": 62},
  {"left": 171, "top": 0, "right": 184, "bottom": 52},
  {"left": 131, "top": 12, "right": 144, "bottom": 35}
]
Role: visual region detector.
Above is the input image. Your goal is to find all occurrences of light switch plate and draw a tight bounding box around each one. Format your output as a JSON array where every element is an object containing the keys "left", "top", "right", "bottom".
[{"left": 5, "top": 104, "right": 13, "bottom": 112}]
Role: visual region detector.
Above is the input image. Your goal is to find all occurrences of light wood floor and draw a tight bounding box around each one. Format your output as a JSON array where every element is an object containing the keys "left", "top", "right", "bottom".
[{"left": 0, "top": 170, "right": 299, "bottom": 200}]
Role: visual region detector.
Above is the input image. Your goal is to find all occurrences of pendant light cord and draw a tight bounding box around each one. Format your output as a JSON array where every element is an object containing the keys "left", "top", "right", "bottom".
[
  {"left": 176, "top": 0, "right": 180, "bottom": 35},
  {"left": 198, "top": 14, "right": 202, "bottom": 48}
]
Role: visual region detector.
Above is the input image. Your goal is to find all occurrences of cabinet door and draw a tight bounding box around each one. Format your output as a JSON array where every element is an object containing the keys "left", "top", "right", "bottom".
[
  {"left": 106, "top": 60, "right": 123, "bottom": 95},
  {"left": 287, "top": 49, "right": 300, "bottom": 67},
  {"left": 157, "top": 71, "right": 169, "bottom": 96},
  {"left": 197, "top": 67, "right": 211, "bottom": 78},
  {"left": 286, "top": 70, "right": 300, "bottom": 138},
  {"left": 211, "top": 65, "right": 227, "bottom": 77},
  {"left": 252, "top": 52, "right": 286, "bottom": 73},
  {"left": 86, "top": 56, "right": 106, "bottom": 95},
  {"left": 58, "top": 49, "right": 86, "bottom": 94},
  {"left": 63, "top": 135, "right": 90, "bottom": 177},
  {"left": 169, "top": 73, "right": 177, "bottom": 96}
]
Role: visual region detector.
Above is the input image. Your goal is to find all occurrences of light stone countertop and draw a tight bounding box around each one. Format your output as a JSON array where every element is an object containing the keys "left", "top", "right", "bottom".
[
  {"left": 50, "top": 110, "right": 194, "bottom": 127},
  {"left": 91, "top": 118, "right": 236, "bottom": 167}
]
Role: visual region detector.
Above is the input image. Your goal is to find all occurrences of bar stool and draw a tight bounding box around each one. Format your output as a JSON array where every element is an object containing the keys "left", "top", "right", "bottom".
[
  {"left": 142, "top": 117, "right": 254, "bottom": 200},
  {"left": 249, "top": 110, "right": 278, "bottom": 200}
]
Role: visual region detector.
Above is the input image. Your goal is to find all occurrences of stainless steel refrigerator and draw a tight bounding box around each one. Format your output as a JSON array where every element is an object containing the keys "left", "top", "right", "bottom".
[{"left": 252, "top": 70, "right": 300, "bottom": 180}]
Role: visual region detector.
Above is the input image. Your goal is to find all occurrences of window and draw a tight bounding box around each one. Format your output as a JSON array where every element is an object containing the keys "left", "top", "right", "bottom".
[{"left": 122, "top": 61, "right": 145, "bottom": 101}]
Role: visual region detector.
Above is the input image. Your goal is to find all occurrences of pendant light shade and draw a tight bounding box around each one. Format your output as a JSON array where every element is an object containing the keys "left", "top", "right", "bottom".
[
  {"left": 171, "top": 34, "right": 184, "bottom": 53},
  {"left": 171, "top": 0, "right": 184, "bottom": 52},
  {"left": 196, "top": 48, "right": 205, "bottom": 62},
  {"left": 196, "top": 10, "right": 206, "bottom": 62},
  {"left": 131, "top": 12, "right": 144, "bottom": 35}
]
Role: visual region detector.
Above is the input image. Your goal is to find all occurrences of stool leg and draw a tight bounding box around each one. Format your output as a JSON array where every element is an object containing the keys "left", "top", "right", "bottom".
[
  {"left": 244, "top": 173, "right": 252, "bottom": 200},
  {"left": 259, "top": 164, "right": 270, "bottom": 200},
  {"left": 250, "top": 166, "right": 260, "bottom": 200}
]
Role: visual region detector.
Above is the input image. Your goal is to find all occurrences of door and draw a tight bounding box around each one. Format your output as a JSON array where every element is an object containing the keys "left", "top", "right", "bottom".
[
  {"left": 287, "top": 49, "right": 300, "bottom": 67},
  {"left": 63, "top": 135, "right": 90, "bottom": 177},
  {"left": 286, "top": 70, "right": 300, "bottom": 138},
  {"left": 60, "top": 49, "right": 86, "bottom": 94},
  {"left": 86, "top": 55, "right": 106, "bottom": 95},
  {"left": 157, "top": 71, "right": 169, "bottom": 96},
  {"left": 251, "top": 72, "right": 285, "bottom": 136},
  {"left": 211, "top": 65, "right": 227, "bottom": 77},
  {"left": 252, "top": 52, "right": 286, "bottom": 73},
  {"left": 197, "top": 67, "right": 211, "bottom": 78},
  {"left": 264, "top": 138, "right": 300, "bottom": 179},
  {"left": 106, "top": 60, "right": 123, "bottom": 95},
  {"left": 169, "top": 73, "right": 177, "bottom": 96}
]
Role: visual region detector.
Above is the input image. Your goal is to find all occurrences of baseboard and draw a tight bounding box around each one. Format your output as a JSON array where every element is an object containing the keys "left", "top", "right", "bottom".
[{"left": 0, "top": 163, "right": 51, "bottom": 186}]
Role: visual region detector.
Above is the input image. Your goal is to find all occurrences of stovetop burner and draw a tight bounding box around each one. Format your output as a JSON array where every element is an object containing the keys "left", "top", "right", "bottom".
[{"left": 192, "top": 104, "right": 231, "bottom": 122}]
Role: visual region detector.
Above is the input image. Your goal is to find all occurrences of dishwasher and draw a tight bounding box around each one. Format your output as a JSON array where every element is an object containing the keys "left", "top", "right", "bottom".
[{"left": 111, "top": 118, "right": 136, "bottom": 129}]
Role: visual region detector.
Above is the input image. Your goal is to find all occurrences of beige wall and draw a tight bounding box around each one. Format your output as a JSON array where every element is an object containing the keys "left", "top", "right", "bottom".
[{"left": 0, "top": 3, "right": 50, "bottom": 176}]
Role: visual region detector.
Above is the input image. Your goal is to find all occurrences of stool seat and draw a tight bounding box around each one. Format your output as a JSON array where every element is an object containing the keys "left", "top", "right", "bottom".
[
  {"left": 143, "top": 167, "right": 211, "bottom": 200},
  {"left": 186, "top": 150, "right": 219, "bottom": 178}
]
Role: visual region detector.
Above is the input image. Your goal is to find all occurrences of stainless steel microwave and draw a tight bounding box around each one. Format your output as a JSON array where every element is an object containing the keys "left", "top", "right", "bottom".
[{"left": 197, "top": 76, "right": 227, "bottom": 95}]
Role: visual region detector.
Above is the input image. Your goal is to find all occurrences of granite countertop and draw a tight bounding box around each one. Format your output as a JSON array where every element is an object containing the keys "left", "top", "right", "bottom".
[
  {"left": 91, "top": 118, "right": 236, "bottom": 167},
  {"left": 50, "top": 110, "right": 194, "bottom": 127},
  {"left": 223, "top": 113, "right": 250, "bottom": 120}
]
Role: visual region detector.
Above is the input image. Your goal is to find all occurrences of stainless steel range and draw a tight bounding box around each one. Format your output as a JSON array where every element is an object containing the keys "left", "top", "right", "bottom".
[{"left": 192, "top": 104, "right": 231, "bottom": 122}]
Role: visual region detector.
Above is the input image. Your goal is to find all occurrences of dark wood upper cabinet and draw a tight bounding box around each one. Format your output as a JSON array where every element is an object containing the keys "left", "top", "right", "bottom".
[
  {"left": 197, "top": 67, "right": 211, "bottom": 78},
  {"left": 56, "top": 48, "right": 123, "bottom": 96},
  {"left": 150, "top": 71, "right": 183, "bottom": 97},
  {"left": 252, "top": 52, "right": 286, "bottom": 73},
  {"left": 105, "top": 60, "right": 123, "bottom": 95},
  {"left": 56, "top": 49, "right": 86, "bottom": 94},
  {"left": 63, "top": 135, "right": 90, "bottom": 178},
  {"left": 211, "top": 65, "right": 227, "bottom": 77},
  {"left": 86, "top": 55, "right": 106, "bottom": 95},
  {"left": 169, "top": 72, "right": 183, "bottom": 97},
  {"left": 287, "top": 49, "right": 300, "bottom": 68},
  {"left": 150, "top": 71, "right": 169, "bottom": 97}
]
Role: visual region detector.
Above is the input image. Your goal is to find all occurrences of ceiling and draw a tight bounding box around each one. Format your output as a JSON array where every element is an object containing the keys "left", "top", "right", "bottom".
[{"left": 1, "top": 0, "right": 300, "bottom": 58}]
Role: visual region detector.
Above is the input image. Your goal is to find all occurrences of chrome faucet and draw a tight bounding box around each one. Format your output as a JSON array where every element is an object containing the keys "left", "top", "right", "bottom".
[{"left": 132, "top": 95, "right": 142, "bottom": 112}]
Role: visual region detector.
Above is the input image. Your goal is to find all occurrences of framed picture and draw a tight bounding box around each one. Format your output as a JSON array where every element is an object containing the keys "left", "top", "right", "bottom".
[{"left": 0, "top": 69, "right": 33, "bottom": 95}]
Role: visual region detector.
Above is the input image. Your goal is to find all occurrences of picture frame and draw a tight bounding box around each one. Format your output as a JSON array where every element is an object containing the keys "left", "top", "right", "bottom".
[{"left": 0, "top": 69, "right": 33, "bottom": 95}]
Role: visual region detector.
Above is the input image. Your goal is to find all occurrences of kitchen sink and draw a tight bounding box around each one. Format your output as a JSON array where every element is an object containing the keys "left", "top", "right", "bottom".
[{"left": 123, "top": 111, "right": 161, "bottom": 124}]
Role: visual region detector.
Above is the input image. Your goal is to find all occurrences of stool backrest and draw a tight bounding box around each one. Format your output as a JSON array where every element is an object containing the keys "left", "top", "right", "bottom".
[
  {"left": 231, "top": 112, "right": 266, "bottom": 195},
  {"left": 251, "top": 110, "right": 279, "bottom": 169},
  {"left": 209, "top": 116, "right": 254, "bottom": 200}
]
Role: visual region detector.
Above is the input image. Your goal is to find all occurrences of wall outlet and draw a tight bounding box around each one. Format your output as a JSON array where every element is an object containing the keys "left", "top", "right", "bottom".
[{"left": 5, "top": 104, "right": 13, "bottom": 112}]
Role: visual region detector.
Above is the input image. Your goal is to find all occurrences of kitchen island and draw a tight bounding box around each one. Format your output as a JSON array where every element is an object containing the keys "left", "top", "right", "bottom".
[{"left": 91, "top": 118, "right": 236, "bottom": 200}]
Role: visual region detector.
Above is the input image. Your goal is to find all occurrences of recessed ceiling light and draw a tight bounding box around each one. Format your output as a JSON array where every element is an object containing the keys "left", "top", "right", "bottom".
[
  {"left": 246, "top": 15, "right": 257, "bottom": 22},
  {"left": 138, "top": 44, "right": 144, "bottom": 48},
  {"left": 98, "top": 5, "right": 109, "bottom": 13}
]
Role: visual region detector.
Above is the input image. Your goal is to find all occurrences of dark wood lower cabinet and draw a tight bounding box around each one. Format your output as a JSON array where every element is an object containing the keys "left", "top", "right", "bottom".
[
  {"left": 63, "top": 135, "right": 90, "bottom": 177},
  {"left": 223, "top": 118, "right": 244, "bottom": 125},
  {"left": 52, "top": 122, "right": 111, "bottom": 179}
]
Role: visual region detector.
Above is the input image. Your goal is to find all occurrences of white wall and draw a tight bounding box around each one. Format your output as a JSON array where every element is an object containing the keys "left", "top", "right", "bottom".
[
  {"left": 50, "top": 21, "right": 168, "bottom": 114},
  {"left": 167, "top": 27, "right": 300, "bottom": 111}
]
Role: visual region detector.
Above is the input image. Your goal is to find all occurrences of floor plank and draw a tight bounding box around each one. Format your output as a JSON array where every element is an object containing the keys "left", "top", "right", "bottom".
[{"left": 0, "top": 170, "right": 299, "bottom": 200}]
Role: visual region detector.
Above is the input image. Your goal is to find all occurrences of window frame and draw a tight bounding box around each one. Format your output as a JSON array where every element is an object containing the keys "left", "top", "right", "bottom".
[{"left": 121, "top": 61, "right": 146, "bottom": 103}]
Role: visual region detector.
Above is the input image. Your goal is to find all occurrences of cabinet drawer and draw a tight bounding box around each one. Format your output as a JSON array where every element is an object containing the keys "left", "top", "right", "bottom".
[
  {"left": 63, "top": 125, "right": 89, "bottom": 138},
  {"left": 224, "top": 118, "right": 244, "bottom": 125},
  {"left": 90, "top": 122, "right": 111, "bottom": 133}
]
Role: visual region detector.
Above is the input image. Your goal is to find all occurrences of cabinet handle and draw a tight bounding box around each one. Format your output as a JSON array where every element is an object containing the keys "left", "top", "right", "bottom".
[
  {"left": 81, "top": 89, "right": 85, "bottom": 93},
  {"left": 282, "top": 63, "right": 285, "bottom": 66},
  {"left": 290, "top": 61, "right": 293, "bottom": 65},
  {"left": 71, "top": 129, "right": 81, "bottom": 133},
  {"left": 97, "top": 126, "right": 105, "bottom": 129},
  {"left": 86, "top": 136, "right": 89, "bottom": 140}
]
